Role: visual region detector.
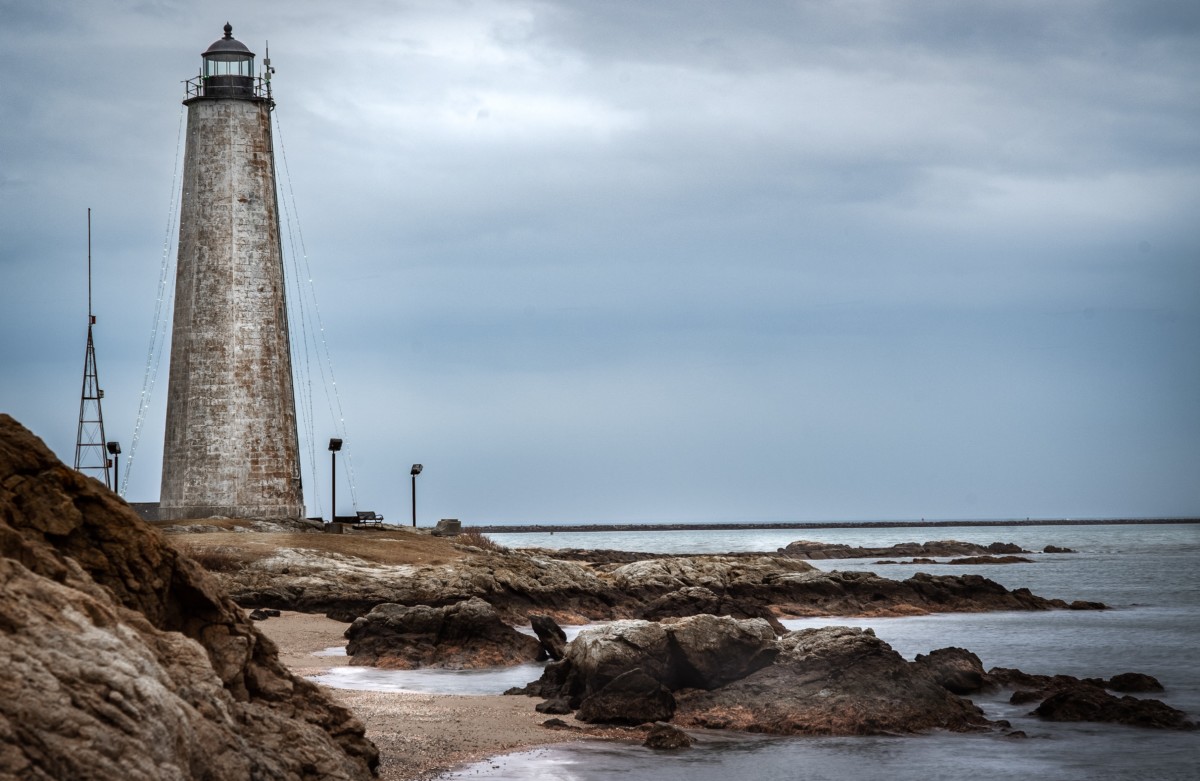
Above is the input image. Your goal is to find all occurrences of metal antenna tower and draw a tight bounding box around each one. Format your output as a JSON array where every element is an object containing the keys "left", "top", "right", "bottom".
[{"left": 74, "top": 208, "right": 112, "bottom": 489}]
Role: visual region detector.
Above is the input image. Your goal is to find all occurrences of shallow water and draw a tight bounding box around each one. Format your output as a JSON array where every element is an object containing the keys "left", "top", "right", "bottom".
[{"left": 320, "top": 523, "right": 1200, "bottom": 779}]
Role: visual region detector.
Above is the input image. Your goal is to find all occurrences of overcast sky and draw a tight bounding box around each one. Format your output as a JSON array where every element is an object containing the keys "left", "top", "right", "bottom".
[{"left": 1, "top": 1, "right": 1197, "bottom": 524}]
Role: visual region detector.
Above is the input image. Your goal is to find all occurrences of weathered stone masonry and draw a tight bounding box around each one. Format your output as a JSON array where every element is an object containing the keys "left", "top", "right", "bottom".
[{"left": 160, "top": 34, "right": 303, "bottom": 521}]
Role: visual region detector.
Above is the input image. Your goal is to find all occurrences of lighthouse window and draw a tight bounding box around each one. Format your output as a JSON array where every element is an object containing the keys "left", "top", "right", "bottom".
[{"left": 205, "top": 58, "right": 253, "bottom": 77}]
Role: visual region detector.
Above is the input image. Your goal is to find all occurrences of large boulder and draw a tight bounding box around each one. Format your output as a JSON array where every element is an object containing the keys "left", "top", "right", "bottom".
[
  {"left": 0, "top": 414, "right": 378, "bottom": 780},
  {"left": 674, "top": 626, "right": 990, "bottom": 735},
  {"left": 517, "top": 615, "right": 778, "bottom": 714},
  {"left": 345, "top": 597, "right": 541, "bottom": 668},
  {"left": 1107, "top": 672, "right": 1165, "bottom": 693},
  {"left": 560, "top": 620, "right": 673, "bottom": 703},
  {"left": 914, "top": 647, "right": 993, "bottom": 695}
]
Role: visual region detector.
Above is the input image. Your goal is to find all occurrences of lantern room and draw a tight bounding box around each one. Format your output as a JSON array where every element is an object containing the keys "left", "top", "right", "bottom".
[{"left": 201, "top": 23, "right": 256, "bottom": 98}]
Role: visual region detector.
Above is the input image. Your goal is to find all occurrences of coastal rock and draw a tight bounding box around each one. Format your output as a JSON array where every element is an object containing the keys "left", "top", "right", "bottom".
[
  {"left": 1033, "top": 685, "right": 1195, "bottom": 730},
  {"left": 946, "top": 555, "right": 1033, "bottom": 565},
  {"left": 232, "top": 547, "right": 620, "bottom": 625},
  {"left": 560, "top": 620, "right": 673, "bottom": 703},
  {"left": 1043, "top": 545, "right": 1075, "bottom": 554},
  {"left": 643, "top": 722, "right": 693, "bottom": 749},
  {"left": 638, "top": 585, "right": 786, "bottom": 633},
  {"left": 913, "top": 647, "right": 993, "bottom": 695},
  {"left": 662, "top": 613, "right": 778, "bottom": 689},
  {"left": 535, "top": 697, "right": 573, "bottom": 715},
  {"left": 0, "top": 414, "right": 377, "bottom": 780},
  {"left": 517, "top": 615, "right": 777, "bottom": 712},
  {"left": 607, "top": 556, "right": 817, "bottom": 601},
  {"left": 530, "top": 613, "right": 568, "bottom": 661},
  {"left": 777, "top": 540, "right": 1028, "bottom": 560},
  {"left": 215, "top": 535, "right": 1103, "bottom": 624},
  {"left": 675, "top": 626, "right": 989, "bottom": 735},
  {"left": 1107, "top": 672, "right": 1164, "bottom": 693},
  {"left": 989, "top": 667, "right": 1164, "bottom": 702},
  {"left": 576, "top": 668, "right": 676, "bottom": 725},
  {"left": 344, "top": 597, "right": 541, "bottom": 668}
]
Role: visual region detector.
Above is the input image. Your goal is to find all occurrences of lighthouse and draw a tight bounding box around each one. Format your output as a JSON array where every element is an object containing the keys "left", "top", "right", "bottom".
[{"left": 160, "top": 24, "right": 303, "bottom": 521}]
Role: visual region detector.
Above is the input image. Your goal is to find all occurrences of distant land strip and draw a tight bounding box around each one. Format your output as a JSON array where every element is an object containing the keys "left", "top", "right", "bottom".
[{"left": 467, "top": 518, "right": 1200, "bottom": 534}]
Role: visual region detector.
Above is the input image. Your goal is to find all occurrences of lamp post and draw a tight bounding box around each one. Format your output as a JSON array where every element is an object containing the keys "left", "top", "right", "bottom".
[
  {"left": 106, "top": 441, "right": 121, "bottom": 494},
  {"left": 328, "top": 438, "right": 343, "bottom": 524},
  {"left": 410, "top": 464, "right": 423, "bottom": 527}
]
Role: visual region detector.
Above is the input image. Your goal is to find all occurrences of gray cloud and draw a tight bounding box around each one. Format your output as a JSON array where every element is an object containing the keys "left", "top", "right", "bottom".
[{"left": 1, "top": 1, "right": 1196, "bottom": 522}]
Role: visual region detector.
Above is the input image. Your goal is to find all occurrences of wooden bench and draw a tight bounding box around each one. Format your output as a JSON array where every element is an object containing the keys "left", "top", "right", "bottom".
[{"left": 355, "top": 511, "right": 384, "bottom": 527}]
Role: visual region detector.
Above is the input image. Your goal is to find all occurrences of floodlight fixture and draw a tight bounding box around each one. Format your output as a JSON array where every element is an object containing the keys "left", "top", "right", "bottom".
[
  {"left": 106, "top": 441, "right": 122, "bottom": 494},
  {"left": 410, "top": 464, "right": 423, "bottom": 526},
  {"left": 328, "top": 438, "right": 344, "bottom": 523}
]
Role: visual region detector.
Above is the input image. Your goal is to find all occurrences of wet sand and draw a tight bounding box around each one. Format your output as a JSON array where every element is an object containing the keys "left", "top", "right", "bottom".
[{"left": 255, "top": 610, "right": 620, "bottom": 780}]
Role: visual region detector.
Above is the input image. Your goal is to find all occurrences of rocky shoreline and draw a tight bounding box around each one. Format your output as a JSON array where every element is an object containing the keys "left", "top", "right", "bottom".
[
  {"left": 1, "top": 413, "right": 1192, "bottom": 781},
  {"left": 210, "top": 536, "right": 1105, "bottom": 628}
]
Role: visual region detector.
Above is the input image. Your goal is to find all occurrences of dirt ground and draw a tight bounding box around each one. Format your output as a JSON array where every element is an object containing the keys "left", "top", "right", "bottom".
[{"left": 160, "top": 523, "right": 480, "bottom": 567}]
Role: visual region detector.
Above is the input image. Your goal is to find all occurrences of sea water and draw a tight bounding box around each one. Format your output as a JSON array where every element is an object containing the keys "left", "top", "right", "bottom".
[{"left": 327, "top": 523, "right": 1200, "bottom": 780}]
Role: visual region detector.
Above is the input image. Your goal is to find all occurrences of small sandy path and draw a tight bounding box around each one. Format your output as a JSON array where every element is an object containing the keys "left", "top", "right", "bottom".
[{"left": 255, "top": 610, "right": 625, "bottom": 780}]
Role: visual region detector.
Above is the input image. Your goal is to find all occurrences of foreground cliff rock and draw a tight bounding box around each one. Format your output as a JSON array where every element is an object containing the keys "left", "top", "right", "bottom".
[{"left": 0, "top": 415, "right": 379, "bottom": 780}]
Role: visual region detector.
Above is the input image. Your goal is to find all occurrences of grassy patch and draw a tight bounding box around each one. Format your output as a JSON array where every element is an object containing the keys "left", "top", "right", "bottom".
[
  {"left": 177, "top": 544, "right": 258, "bottom": 573},
  {"left": 456, "top": 529, "right": 509, "bottom": 553}
]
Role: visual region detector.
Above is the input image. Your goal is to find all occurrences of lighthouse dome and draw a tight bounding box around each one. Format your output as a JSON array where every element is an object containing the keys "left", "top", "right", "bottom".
[{"left": 204, "top": 23, "right": 254, "bottom": 57}]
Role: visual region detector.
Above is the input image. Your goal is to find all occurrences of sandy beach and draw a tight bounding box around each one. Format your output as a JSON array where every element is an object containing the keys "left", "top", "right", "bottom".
[{"left": 255, "top": 610, "right": 625, "bottom": 780}]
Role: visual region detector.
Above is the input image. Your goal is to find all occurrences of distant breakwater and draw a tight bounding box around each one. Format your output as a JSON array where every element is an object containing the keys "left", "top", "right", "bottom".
[{"left": 467, "top": 518, "right": 1200, "bottom": 534}]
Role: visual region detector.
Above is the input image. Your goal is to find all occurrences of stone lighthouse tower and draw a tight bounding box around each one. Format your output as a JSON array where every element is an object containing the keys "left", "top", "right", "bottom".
[{"left": 160, "top": 24, "right": 303, "bottom": 520}]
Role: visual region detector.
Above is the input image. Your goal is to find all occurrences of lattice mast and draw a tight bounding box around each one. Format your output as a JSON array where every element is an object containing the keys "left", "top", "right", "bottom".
[{"left": 74, "top": 208, "right": 112, "bottom": 488}]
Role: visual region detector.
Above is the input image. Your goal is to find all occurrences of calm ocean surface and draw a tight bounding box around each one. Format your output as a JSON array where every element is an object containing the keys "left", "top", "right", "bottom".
[{"left": 325, "top": 523, "right": 1200, "bottom": 780}]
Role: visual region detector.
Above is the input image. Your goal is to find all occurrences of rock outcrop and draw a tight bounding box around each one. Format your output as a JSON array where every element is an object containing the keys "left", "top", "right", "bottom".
[
  {"left": 513, "top": 618, "right": 987, "bottom": 735},
  {"left": 1033, "top": 685, "right": 1194, "bottom": 730},
  {"left": 345, "top": 597, "right": 541, "bottom": 668},
  {"left": 0, "top": 414, "right": 378, "bottom": 780},
  {"left": 778, "top": 540, "right": 1027, "bottom": 559},
  {"left": 211, "top": 532, "right": 1104, "bottom": 625},
  {"left": 989, "top": 667, "right": 1170, "bottom": 707},
  {"left": 945, "top": 555, "right": 1034, "bottom": 565}
]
